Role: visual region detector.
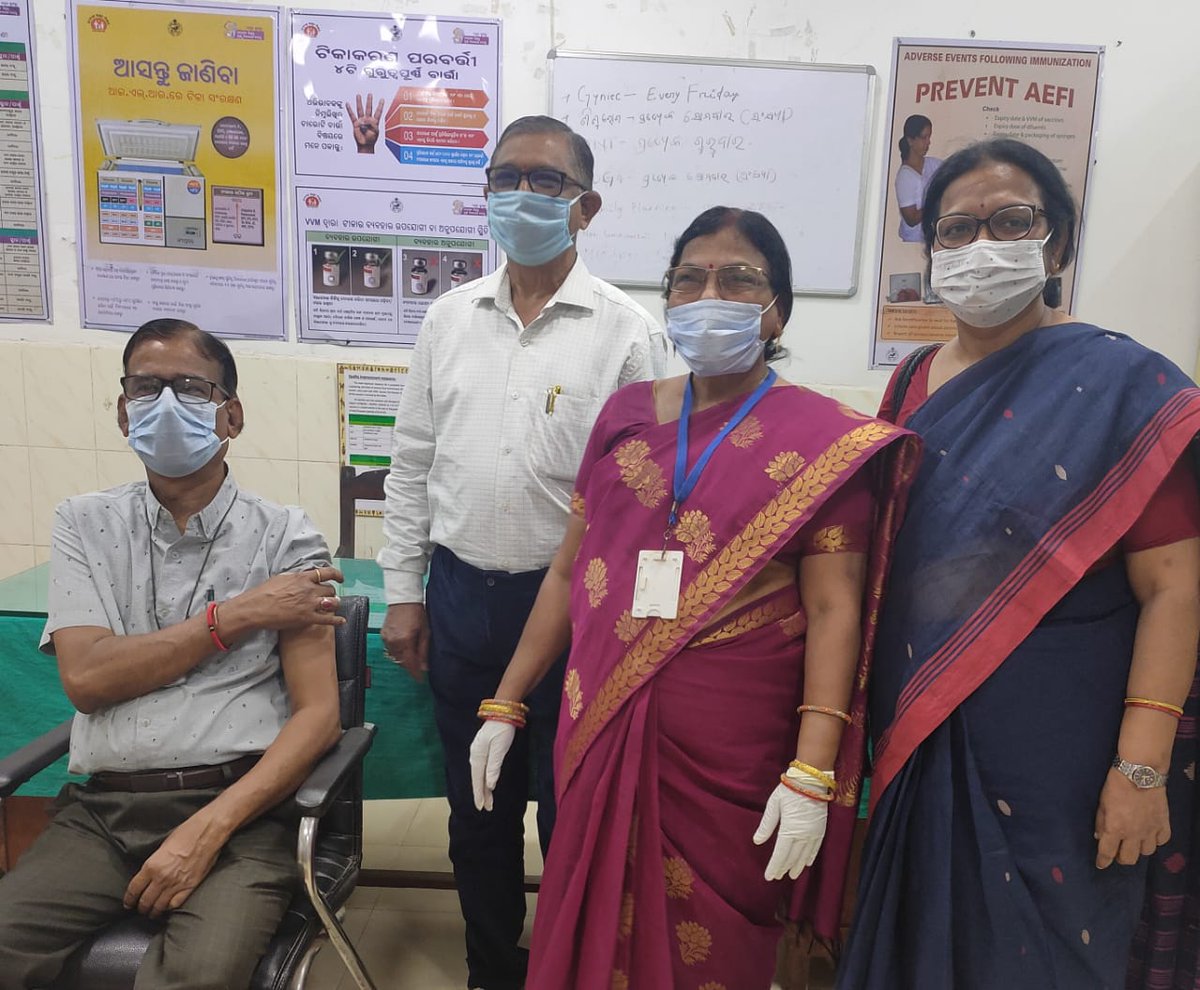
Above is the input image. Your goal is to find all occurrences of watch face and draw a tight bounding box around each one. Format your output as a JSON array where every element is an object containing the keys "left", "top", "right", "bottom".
[{"left": 1131, "top": 765, "right": 1159, "bottom": 788}]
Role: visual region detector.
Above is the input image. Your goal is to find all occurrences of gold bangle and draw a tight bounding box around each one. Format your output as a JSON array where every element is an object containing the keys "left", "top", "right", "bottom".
[
  {"left": 1125, "top": 696, "right": 1184, "bottom": 717},
  {"left": 475, "top": 710, "right": 523, "bottom": 724},
  {"left": 788, "top": 761, "right": 836, "bottom": 792},
  {"left": 481, "top": 697, "right": 530, "bottom": 714},
  {"left": 796, "top": 704, "right": 852, "bottom": 725}
]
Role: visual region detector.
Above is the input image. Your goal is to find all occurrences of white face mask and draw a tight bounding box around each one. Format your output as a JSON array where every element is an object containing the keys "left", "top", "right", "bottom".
[
  {"left": 665, "top": 298, "right": 774, "bottom": 377},
  {"left": 930, "top": 235, "right": 1052, "bottom": 328}
]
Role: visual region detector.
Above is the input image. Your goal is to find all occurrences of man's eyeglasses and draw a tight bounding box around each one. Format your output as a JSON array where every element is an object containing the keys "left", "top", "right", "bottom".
[
  {"left": 663, "top": 265, "right": 772, "bottom": 300},
  {"left": 485, "top": 166, "right": 586, "bottom": 198},
  {"left": 121, "top": 375, "right": 229, "bottom": 405},
  {"left": 934, "top": 204, "right": 1048, "bottom": 249}
]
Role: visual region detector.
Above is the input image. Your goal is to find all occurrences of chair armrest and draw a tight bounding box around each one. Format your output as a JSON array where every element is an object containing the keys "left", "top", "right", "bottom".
[
  {"left": 0, "top": 720, "right": 72, "bottom": 799},
  {"left": 293, "top": 723, "right": 376, "bottom": 818}
]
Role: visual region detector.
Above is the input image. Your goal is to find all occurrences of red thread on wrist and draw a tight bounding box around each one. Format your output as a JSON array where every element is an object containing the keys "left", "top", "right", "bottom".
[{"left": 206, "top": 601, "right": 231, "bottom": 652}]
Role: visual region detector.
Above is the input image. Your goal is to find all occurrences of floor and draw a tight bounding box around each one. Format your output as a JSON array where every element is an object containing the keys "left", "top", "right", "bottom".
[{"left": 305, "top": 798, "right": 834, "bottom": 989}]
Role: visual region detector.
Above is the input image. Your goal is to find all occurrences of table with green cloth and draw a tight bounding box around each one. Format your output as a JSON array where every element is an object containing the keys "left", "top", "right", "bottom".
[{"left": 0, "top": 559, "right": 445, "bottom": 800}]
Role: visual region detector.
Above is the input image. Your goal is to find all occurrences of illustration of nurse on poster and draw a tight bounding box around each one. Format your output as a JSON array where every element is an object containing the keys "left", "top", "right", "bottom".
[
  {"left": 69, "top": 1, "right": 286, "bottom": 338},
  {"left": 871, "top": 38, "right": 1102, "bottom": 368}
]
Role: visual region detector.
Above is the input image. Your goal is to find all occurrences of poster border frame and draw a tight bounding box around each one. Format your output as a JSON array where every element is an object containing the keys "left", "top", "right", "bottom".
[
  {"left": 0, "top": 1, "right": 53, "bottom": 323},
  {"left": 868, "top": 36, "right": 1105, "bottom": 369},
  {"left": 66, "top": 0, "right": 289, "bottom": 340},
  {"left": 337, "top": 361, "right": 407, "bottom": 519}
]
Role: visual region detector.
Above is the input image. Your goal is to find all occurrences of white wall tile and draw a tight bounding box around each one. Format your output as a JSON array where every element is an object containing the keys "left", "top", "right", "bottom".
[
  {"left": 0, "top": 341, "right": 27, "bottom": 446},
  {"left": 0, "top": 543, "right": 35, "bottom": 580},
  {"left": 96, "top": 449, "right": 143, "bottom": 491},
  {"left": 227, "top": 456, "right": 300, "bottom": 509},
  {"left": 23, "top": 344, "right": 94, "bottom": 450},
  {"left": 235, "top": 356, "right": 299, "bottom": 461},
  {"left": 0, "top": 445, "right": 33, "bottom": 544},
  {"left": 298, "top": 460, "right": 340, "bottom": 555},
  {"left": 295, "top": 359, "right": 341, "bottom": 464},
  {"left": 28, "top": 448, "right": 99, "bottom": 545},
  {"left": 90, "top": 345, "right": 128, "bottom": 453},
  {"left": 34, "top": 545, "right": 51, "bottom": 565}
]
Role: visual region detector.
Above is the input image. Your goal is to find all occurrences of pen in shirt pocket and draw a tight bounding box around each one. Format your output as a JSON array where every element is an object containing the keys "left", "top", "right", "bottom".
[{"left": 545, "top": 384, "right": 562, "bottom": 415}]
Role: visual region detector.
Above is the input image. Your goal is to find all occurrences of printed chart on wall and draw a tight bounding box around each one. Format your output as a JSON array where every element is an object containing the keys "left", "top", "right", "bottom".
[
  {"left": 0, "top": 3, "right": 49, "bottom": 321},
  {"left": 871, "top": 38, "right": 1102, "bottom": 368},
  {"left": 290, "top": 10, "right": 500, "bottom": 346},
  {"left": 68, "top": 1, "right": 286, "bottom": 338},
  {"left": 338, "top": 363, "right": 407, "bottom": 516}
]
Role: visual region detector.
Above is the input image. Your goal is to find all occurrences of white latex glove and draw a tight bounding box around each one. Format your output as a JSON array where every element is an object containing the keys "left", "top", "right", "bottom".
[
  {"left": 752, "top": 768, "right": 832, "bottom": 881},
  {"left": 469, "top": 720, "right": 516, "bottom": 811}
]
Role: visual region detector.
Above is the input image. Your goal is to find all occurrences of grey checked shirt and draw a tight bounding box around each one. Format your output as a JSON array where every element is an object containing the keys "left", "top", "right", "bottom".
[{"left": 40, "top": 472, "right": 331, "bottom": 774}]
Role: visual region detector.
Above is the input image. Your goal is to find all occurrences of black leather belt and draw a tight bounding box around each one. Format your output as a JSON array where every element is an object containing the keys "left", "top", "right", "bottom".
[{"left": 89, "top": 755, "right": 261, "bottom": 793}]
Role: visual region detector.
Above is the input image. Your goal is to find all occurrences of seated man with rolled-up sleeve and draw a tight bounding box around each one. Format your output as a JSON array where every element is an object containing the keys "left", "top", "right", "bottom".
[{"left": 0, "top": 319, "right": 346, "bottom": 990}]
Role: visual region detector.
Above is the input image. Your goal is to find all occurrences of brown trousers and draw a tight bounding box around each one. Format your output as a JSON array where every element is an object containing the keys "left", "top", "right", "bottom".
[{"left": 0, "top": 783, "right": 296, "bottom": 990}]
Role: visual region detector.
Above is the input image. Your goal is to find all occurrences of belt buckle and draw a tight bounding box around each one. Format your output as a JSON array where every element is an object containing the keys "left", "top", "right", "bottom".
[{"left": 170, "top": 770, "right": 187, "bottom": 790}]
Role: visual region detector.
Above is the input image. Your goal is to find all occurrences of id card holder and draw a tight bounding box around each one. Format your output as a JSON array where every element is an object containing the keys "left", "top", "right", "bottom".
[{"left": 631, "top": 550, "right": 684, "bottom": 619}]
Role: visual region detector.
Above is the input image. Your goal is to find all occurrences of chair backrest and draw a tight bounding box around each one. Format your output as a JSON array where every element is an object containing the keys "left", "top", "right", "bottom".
[
  {"left": 325, "top": 595, "right": 369, "bottom": 843},
  {"left": 336, "top": 467, "right": 389, "bottom": 558}
]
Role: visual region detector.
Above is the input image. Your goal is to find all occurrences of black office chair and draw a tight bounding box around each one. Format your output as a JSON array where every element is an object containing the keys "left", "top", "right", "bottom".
[{"left": 0, "top": 596, "right": 378, "bottom": 990}]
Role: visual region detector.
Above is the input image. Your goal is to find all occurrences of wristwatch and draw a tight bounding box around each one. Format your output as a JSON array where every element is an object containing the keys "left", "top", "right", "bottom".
[{"left": 1111, "top": 755, "right": 1168, "bottom": 789}]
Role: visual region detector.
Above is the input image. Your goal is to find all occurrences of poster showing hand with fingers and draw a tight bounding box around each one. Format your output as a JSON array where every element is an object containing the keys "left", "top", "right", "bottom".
[{"left": 289, "top": 11, "right": 500, "bottom": 184}]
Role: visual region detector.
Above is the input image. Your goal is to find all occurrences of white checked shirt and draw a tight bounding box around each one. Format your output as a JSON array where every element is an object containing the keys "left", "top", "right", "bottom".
[{"left": 378, "top": 257, "right": 665, "bottom": 603}]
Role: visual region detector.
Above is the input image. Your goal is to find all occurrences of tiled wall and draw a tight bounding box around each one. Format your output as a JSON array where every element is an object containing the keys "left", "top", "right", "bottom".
[
  {"left": 0, "top": 339, "right": 388, "bottom": 580},
  {"left": 1, "top": 337, "right": 886, "bottom": 582}
]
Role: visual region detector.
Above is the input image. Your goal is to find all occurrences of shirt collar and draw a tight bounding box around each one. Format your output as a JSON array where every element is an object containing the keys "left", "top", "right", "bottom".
[
  {"left": 477, "top": 256, "right": 597, "bottom": 317},
  {"left": 144, "top": 468, "right": 239, "bottom": 539}
]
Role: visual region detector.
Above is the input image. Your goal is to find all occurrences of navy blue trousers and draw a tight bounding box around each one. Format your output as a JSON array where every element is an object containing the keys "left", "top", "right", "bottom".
[{"left": 426, "top": 546, "right": 566, "bottom": 990}]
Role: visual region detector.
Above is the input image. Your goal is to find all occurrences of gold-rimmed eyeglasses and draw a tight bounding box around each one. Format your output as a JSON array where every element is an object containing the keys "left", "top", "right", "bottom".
[{"left": 663, "top": 265, "right": 772, "bottom": 301}]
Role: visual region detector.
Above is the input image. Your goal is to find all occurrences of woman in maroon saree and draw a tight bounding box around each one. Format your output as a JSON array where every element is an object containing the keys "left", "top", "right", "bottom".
[{"left": 468, "top": 207, "right": 919, "bottom": 988}]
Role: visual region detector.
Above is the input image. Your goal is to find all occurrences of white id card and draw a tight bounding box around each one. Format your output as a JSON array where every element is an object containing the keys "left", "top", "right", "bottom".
[{"left": 631, "top": 550, "right": 684, "bottom": 619}]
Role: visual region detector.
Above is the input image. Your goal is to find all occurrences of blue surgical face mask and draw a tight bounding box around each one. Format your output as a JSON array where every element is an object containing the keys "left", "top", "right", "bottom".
[
  {"left": 126, "top": 388, "right": 228, "bottom": 478},
  {"left": 486, "top": 190, "right": 584, "bottom": 266},
  {"left": 665, "top": 297, "right": 775, "bottom": 377}
]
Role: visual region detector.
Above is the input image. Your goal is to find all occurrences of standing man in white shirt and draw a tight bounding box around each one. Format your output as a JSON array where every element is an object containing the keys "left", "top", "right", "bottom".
[{"left": 377, "top": 115, "right": 664, "bottom": 990}]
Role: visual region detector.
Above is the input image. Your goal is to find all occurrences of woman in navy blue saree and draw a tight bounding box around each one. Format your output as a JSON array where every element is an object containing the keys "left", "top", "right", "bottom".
[{"left": 839, "top": 140, "right": 1200, "bottom": 990}]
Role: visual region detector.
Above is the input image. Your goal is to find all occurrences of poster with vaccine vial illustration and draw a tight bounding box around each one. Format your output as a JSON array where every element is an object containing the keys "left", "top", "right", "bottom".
[
  {"left": 289, "top": 9, "right": 499, "bottom": 345},
  {"left": 296, "top": 183, "right": 493, "bottom": 345}
]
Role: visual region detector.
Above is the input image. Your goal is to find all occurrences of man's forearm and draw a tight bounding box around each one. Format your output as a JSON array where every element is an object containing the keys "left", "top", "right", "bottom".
[
  {"left": 194, "top": 706, "right": 342, "bottom": 840},
  {"left": 58, "top": 615, "right": 219, "bottom": 713}
]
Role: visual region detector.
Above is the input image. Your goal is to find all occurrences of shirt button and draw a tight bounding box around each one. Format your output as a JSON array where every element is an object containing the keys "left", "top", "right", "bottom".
[
  {"left": 511, "top": 391, "right": 519, "bottom": 399},
  {"left": 520, "top": 339, "right": 529, "bottom": 347},
  {"left": 503, "top": 446, "right": 512, "bottom": 455},
  {"left": 486, "top": 577, "right": 496, "bottom": 588}
]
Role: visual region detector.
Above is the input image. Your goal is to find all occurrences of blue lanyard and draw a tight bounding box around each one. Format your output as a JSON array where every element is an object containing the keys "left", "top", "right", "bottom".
[{"left": 670, "top": 368, "right": 777, "bottom": 529}]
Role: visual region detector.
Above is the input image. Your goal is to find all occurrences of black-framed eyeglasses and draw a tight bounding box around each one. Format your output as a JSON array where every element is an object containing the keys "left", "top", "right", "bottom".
[
  {"left": 485, "top": 165, "right": 586, "bottom": 197},
  {"left": 934, "top": 204, "right": 1048, "bottom": 249},
  {"left": 663, "top": 265, "right": 772, "bottom": 300},
  {"left": 121, "top": 375, "right": 229, "bottom": 405}
]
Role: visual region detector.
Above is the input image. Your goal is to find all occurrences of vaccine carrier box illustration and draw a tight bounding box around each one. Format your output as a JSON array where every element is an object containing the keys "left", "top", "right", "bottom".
[{"left": 96, "top": 120, "right": 207, "bottom": 250}]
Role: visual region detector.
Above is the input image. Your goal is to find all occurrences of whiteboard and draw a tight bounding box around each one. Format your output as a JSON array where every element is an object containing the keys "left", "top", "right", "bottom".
[{"left": 549, "top": 50, "right": 875, "bottom": 296}]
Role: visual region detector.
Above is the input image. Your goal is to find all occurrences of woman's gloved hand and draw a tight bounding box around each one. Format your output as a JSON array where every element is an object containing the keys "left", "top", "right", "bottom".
[
  {"left": 469, "top": 720, "right": 516, "bottom": 811},
  {"left": 752, "top": 768, "right": 833, "bottom": 881}
]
